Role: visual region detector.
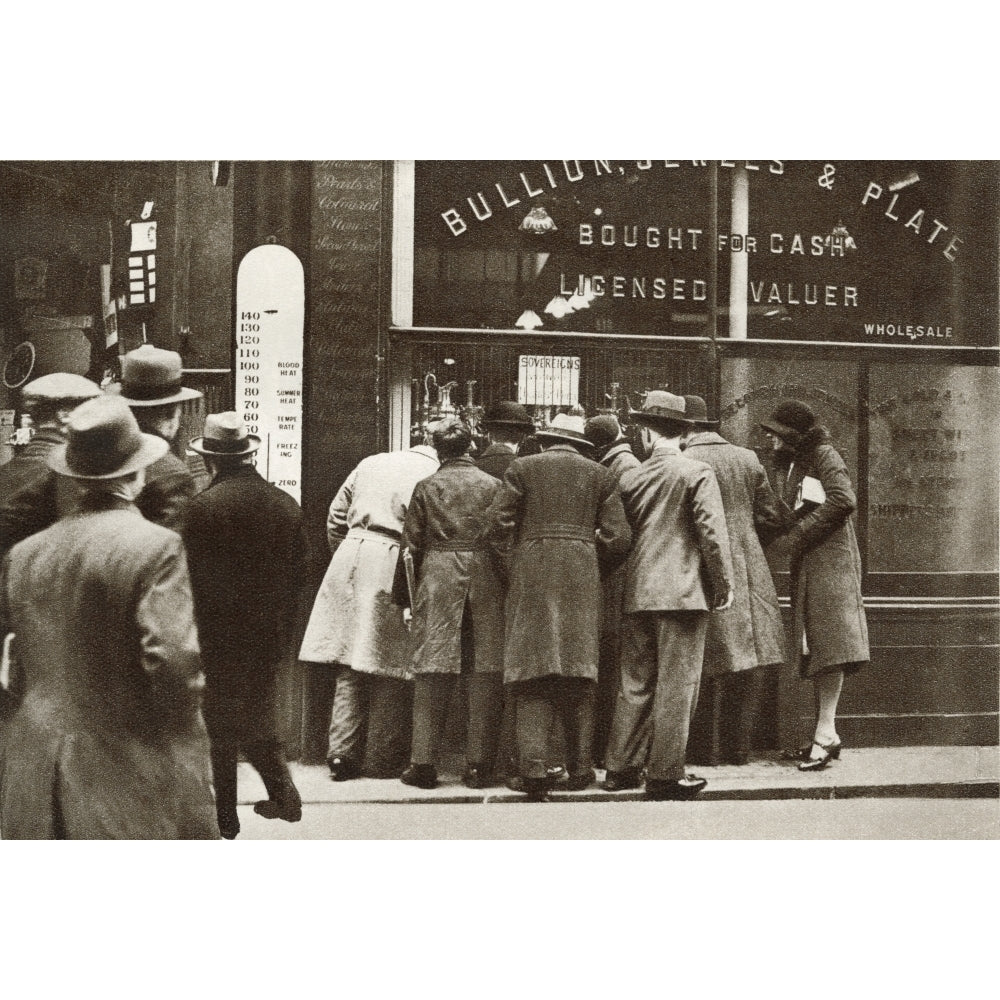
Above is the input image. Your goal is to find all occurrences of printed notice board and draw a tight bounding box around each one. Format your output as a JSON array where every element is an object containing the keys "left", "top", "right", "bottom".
[
  {"left": 518, "top": 354, "right": 580, "bottom": 406},
  {"left": 235, "top": 245, "right": 304, "bottom": 503}
]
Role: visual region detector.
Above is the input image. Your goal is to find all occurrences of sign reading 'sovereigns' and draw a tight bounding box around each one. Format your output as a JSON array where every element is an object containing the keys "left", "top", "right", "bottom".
[
  {"left": 411, "top": 161, "right": 999, "bottom": 347},
  {"left": 518, "top": 355, "right": 581, "bottom": 406}
]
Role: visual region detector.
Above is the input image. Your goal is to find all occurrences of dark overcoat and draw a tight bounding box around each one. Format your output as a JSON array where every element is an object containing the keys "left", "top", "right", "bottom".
[
  {"left": 682, "top": 430, "right": 785, "bottom": 673},
  {"left": 485, "top": 444, "right": 631, "bottom": 683},
  {"left": 136, "top": 451, "right": 198, "bottom": 532},
  {"left": 181, "top": 465, "right": 308, "bottom": 737},
  {"left": 475, "top": 443, "right": 518, "bottom": 481},
  {"left": 0, "top": 494, "right": 218, "bottom": 839},
  {"left": 597, "top": 441, "right": 641, "bottom": 637},
  {"left": 773, "top": 427, "right": 869, "bottom": 677},
  {"left": 393, "top": 456, "right": 505, "bottom": 674}
]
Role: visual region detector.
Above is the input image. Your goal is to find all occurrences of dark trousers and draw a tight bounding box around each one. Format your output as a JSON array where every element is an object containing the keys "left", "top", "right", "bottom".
[
  {"left": 687, "top": 668, "right": 767, "bottom": 765},
  {"left": 410, "top": 671, "right": 503, "bottom": 769},
  {"left": 606, "top": 610, "right": 707, "bottom": 781},
  {"left": 205, "top": 714, "right": 300, "bottom": 839},
  {"left": 513, "top": 676, "right": 595, "bottom": 780}
]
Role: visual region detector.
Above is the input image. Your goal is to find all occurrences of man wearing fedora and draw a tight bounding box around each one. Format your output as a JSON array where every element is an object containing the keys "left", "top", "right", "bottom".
[
  {"left": 604, "top": 391, "right": 734, "bottom": 801},
  {"left": 681, "top": 395, "right": 786, "bottom": 766},
  {"left": 485, "top": 412, "right": 631, "bottom": 797},
  {"left": 0, "top": 395, "right": 218, "bottom": 838},
  {"left": 181, "top": 413, "right": 307, "bottom": 839},
  {"left": 0, "top": 372, "right": 102, "bottom": 556},
  {"left": 475, "top": 400, "right": 535, "bottom": 480},
  {"left": 107, "top": 343, "right": 204, "bottom": 531},
  {"left": 584, "top": 413, "right": 642, "bottom": 768}
]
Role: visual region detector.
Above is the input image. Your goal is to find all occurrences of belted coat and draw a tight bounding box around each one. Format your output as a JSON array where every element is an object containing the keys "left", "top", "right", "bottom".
[
  {"left": 299, "top": 446, "right": 438, "bottom": 678},
  {"left": 484, "top": 444, "right": 631, "bottom": 684},
  {"left": 771, "top": 427, "right": 869, "bottom": 677},
  {"left": 392, "top": 456, "right": 505, "bottom": 675},
  {"left": 682, "top": 430, "right": 785, "bottom": 674},
  {"left": 0, "top": 494, "right": 218, "bottom": 839}
]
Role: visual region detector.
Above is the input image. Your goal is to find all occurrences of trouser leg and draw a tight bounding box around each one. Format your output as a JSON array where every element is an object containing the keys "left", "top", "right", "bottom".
[
  {"left": 646, "top": 611, "right": 708, "bottom": 782},
  {"left": 364, "top": 675, "right": 414, "bottom": 777},
  {"left": 244, "top": 738, "right": 302, "bottom": 816},
  {"left": 300, "top": 662, "right": 338, "bottom": 764},
  {"left": 515, "top": 679, "right": 556, "bottom": 780},
  {"left": 593, "top": 630, "right": 620, "bottom": 768},
  {"left": 605, "top": 613, "right": 657, "bottom": 773},
  {"left": 327, "top": 665, "right": 368, "bottom": 765},
  {"left": 205, "top": 720, "right": 240, "bottom": 838},
  {"left": 465, "top": 672, "right": 503, "bottom": 770},
  {"left": 556, "top": 678, "right": 596, "bottom": 776},
  {"left": 410, "top": 673, "right": 456, "bottom": 766}
]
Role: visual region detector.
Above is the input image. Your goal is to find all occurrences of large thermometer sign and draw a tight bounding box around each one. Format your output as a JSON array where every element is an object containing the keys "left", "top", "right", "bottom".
[{"left": 234, "top": 244, "right": 305, "bottom": 503}]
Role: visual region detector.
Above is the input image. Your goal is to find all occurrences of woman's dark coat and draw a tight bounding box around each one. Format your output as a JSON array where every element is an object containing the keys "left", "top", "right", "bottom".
[{"left": 773, "top": 426, "right": 869, "bottom": 677}]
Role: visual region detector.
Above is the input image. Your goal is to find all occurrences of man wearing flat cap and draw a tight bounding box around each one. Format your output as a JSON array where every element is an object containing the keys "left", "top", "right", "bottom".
[
  {"left": 0, "top": 372, "right": 101, "bottom": 555},
  {"left": 476, "top": 400, "right": 536, "bottom": 481},
  {"left": 484, "top": 412, "right": 631, "bottom": 797},
  {"left": 181, "top": 413, "right": 307, "bottom": 839},
  {"left": 604, "top": 391, "right": 734, "bottom": 801},
  {"left": 681, "top": 395, "right": 786, "bottom": 766},
  {"left": 0, "top": 395, "right": 218, "bottom": 838},
  {"left": 107, "top": 343, "right": 204, "bottom": 532}
]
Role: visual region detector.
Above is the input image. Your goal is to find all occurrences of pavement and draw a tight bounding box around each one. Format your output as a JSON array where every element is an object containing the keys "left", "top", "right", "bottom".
[{"left": 237, "top": 745, "right": 1000, "bottom": 806}]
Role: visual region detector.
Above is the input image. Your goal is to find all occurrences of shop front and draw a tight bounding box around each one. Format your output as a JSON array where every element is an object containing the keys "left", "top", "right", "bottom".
[{"left": 380, "top": 160, "right": 999, "bottom": 752}]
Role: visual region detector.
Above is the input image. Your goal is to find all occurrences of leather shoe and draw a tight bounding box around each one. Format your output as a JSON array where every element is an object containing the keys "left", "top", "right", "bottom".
[
  {"left": 564, "top": 768, "right": 596, "bottom": 791},
  {"left": 603, "top": 768, "right": 643, "bottom": 792},
  {"left": 645, "top": 775, "right": 708, "bottom": 801},
  {"left": 400, "top": 763, "right": 438, "bottom": 789},
  {"left": 462, "top": 765, "right": 494, "bottom": 789},
  {"left": 253, "top": 798, "right": 302, "bottom": 823},
  {"left": 327, "top": 755, "right": 360, "bottom": 782}
]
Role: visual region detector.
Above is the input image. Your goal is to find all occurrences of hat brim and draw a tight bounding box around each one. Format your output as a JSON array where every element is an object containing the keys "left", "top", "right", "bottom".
[
  {"left": 47, "top": 433, "right": 169, "bottom": 480},
  {"left": 188, "top": 435, "right": 261, "bottom": 457},
  {"left": 482, "top": 419, "right": 535, "bottom": 430},
  {"left": 629, "top": 409, "right": 692, "bottom": 429},
  {"left": 759, "top": 418, "right": 799, "bottom": 442},
  {"left": 106, "top": 383, "right": 203, "bottom": 406},
  {"left": 535, "top": 430, "right": 595, "bottom": 450}
]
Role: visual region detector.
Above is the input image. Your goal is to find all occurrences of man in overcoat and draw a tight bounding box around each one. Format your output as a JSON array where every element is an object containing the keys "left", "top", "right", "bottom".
[
  {"left": 584, "top": 414, "right": 641, "bottom": 767},
  {"left": 181, "top": 412, "right": 307, "bottom": 839},
  {"left": 391, "top": 417, "right": 505, "bottom": 789},
  {"left": 681, "top": 395, "right": 786, "bottom": 765},
  {"left": 0, "top": 395, "right": 218, "bottom": 839},
  {"left": 485, "top": 412, "right": 631, "bottom": 797},
  {"left": 300, "top": 427, "right": 440, "bottom": 780},
  {"left": 0, "top": 372, "right": 101, "bottom": 556},
  {"left": 604, "top": 392, "right": 734, "bottom": 801}
]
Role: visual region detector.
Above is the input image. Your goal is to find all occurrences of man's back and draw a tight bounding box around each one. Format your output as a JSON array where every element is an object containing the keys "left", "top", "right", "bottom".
[
  {"left": 182, "top": 466, "right": 306, "bottom": 664},
  {"left": 620, "top": 447, "right": 732, "bottom": 613}
]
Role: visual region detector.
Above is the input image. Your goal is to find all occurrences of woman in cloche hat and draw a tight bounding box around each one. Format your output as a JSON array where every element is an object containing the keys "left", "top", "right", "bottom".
[{"left": 760, "top": 399, "right": 870, "bottom": 771}]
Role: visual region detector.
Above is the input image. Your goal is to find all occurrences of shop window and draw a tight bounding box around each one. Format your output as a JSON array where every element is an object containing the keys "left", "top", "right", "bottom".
[{"left": 868, "top": 364, "right": 1000, "bottom": 575}]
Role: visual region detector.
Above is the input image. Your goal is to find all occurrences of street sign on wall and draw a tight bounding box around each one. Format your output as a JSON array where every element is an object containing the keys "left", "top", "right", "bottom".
[{"left": 235, "top": 244, "right": 304, "bottom": 503}]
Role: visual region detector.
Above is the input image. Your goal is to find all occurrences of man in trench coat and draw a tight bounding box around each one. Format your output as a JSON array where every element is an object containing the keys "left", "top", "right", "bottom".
[
  {"left": 681, "top": 395, "right": 786, "bottom": 765},
  {"left": 604, "top": 392, "right": 734, "bottom": 801},
  {"left": 0, "top": 395, "right": 218, "bottom": 839},
  {"left": 485, "top": 413, "right": 631, "bottom": 797},
  {"left": 181, "top": 412, "right": 307, "bottom": 839},
  {"left": 300, "top": 427, "right": 440, "bottom": 780},
  {"left": 391, "top": 417, "right": 506, "bottom": 789}
]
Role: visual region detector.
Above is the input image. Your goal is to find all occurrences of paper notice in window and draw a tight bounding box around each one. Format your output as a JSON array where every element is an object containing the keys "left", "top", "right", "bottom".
[{"left": 130, "top": 221, "right": 157, "bottom": 252}]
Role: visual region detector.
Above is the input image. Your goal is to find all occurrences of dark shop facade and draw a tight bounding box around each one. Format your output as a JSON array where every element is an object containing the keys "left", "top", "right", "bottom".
[{"left": 2, "top": 159, "right": 997, "bottom": 757}]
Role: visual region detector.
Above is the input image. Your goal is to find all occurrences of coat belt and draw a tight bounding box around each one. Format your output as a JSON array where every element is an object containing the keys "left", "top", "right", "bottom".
[
  {"left": 350, "top": 526, "right": 401, "bottom": 543},
  {"left": 520, "top": 527, "right": 595, "bottom": 543}
]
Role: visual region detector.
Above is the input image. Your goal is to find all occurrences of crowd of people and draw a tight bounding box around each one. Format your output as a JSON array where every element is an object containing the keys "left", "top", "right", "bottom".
[
  {"left": 0, "top": 343, "right": 870, "bottom": 838},
  {"left": 301, "top": 388, "right": 870, "bottom": 802}
]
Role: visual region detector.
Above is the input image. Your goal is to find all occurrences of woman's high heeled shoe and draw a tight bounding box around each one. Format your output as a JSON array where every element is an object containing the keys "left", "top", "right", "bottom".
[
  {"left": 797, "top": 741, "right": 839, "bottom": 771},
  {"left": 781, "top": 741, "right": 842, "bottom": 763}
]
